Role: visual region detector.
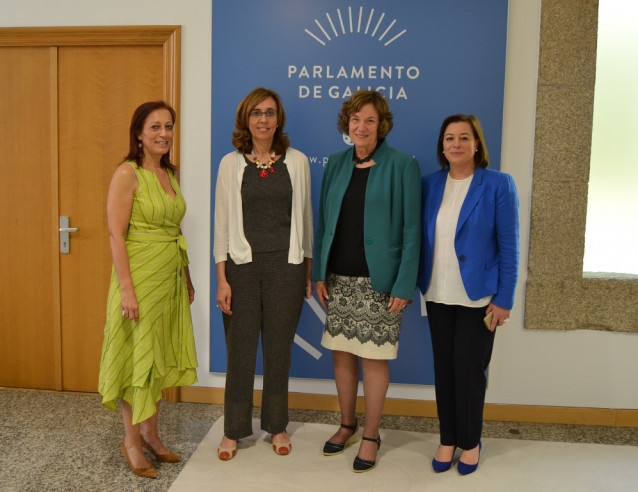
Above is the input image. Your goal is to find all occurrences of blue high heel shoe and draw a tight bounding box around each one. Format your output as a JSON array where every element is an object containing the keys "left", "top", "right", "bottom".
[
  {"left": 457, "top": 442, "right": 482, "bottom": 475},
  {"left": 431, "top": 445, "right": 456, "bottom": 473}
]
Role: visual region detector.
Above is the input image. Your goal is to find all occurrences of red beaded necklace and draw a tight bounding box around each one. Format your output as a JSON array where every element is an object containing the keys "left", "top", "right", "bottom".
[{"left": 251, "top": 151, "right": 276, "bottom": 179}]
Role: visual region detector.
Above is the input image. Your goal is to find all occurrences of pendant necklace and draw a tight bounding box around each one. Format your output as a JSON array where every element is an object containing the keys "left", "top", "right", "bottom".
[
  {"left": 251, "top": 151, "right": 276, "bottom": 178},
  {"left": 353, "top": 139, "right": 382, "bottom": 166}
]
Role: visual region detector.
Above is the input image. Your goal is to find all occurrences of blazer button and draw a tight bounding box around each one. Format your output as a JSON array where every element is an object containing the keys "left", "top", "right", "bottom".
[
  {"left": 365, "top": 238, "right": 373, "bottom": 245},
  {"left": 459, "top": 255, "right": 466, "bottom": 262}
]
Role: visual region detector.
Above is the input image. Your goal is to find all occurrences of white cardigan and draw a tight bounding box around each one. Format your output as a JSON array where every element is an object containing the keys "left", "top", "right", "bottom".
[{"left": 213, "top": 148, "right": 313, "bottom": 265}]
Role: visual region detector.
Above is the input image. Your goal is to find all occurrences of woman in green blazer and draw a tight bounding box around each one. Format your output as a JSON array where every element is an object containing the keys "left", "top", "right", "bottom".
[{"left": 313, "top": 90, "right": 421, "bottom": 472}]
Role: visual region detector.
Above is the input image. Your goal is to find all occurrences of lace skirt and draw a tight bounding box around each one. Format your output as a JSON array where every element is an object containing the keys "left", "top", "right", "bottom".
[{"left": 321, "top": 273, "right": 403, "bottom": 360}]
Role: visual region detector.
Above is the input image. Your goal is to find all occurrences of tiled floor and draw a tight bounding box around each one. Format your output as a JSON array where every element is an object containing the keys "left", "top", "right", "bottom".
[{"left": 0, "top": 388, "right": 636, "bottom": 491}]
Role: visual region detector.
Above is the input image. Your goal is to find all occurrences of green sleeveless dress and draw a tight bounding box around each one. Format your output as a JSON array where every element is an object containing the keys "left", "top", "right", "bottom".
[{"left": 98, "top": 161, "right": 198, "bottom": 425}]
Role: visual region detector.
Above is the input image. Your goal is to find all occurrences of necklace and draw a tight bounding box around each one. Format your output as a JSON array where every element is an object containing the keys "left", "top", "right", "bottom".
[
  {"left": 251, "top": 151, "right": 276, "bottom": 178},
  {"left": 353, "top": 140, "right": 382, "bottom": 166}
]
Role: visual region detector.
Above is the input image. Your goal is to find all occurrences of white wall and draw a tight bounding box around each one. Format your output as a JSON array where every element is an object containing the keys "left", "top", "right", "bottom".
[{"left": 3, "top": 0, "right": 636, "bottom": 410}]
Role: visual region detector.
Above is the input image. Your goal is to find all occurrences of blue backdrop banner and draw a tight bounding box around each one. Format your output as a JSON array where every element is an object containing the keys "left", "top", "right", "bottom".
[{"left": 210, "top": 0, "right": 508, "bottom": 384}]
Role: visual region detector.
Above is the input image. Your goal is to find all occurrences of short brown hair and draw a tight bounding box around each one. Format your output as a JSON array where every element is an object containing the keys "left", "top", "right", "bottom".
[
  {"left": 232, "top": 87, "right": 290, "bottom": 154},
  {"left": 436, "top": 114, "right": 490, "bottom": 169},
  {"left": 337, "top": 90, "right": 393, "bottom": 139}
]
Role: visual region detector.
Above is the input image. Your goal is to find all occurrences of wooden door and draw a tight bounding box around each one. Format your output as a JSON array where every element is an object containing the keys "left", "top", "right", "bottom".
[
  {"left": 0, "top": 46, "right": 60, "bottom": 389},
  {"left": 0, "top": 27, "right": 180, "bottom": 392}
]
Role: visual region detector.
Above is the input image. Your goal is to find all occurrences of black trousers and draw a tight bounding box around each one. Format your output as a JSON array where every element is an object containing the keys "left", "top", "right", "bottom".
[
  {"left": 426, "top": 301, "right": 496, "bottom": 450},
  {"left": 222, "top": 251, "right": 306, "bottom": 440}
]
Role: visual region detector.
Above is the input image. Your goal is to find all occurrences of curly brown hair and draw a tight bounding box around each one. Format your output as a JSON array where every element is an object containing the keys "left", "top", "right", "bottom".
[{"left": 336, "top": 90, "right": 393, "bottom": 139}]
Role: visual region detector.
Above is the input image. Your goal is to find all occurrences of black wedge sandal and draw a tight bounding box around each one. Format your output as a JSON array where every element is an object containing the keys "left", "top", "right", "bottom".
[
  {"left": 352, "top": 435, "right": 382, "bottom": 473},
  {"left": 322, "top": 420, "right": 359, "bottom": 456}
]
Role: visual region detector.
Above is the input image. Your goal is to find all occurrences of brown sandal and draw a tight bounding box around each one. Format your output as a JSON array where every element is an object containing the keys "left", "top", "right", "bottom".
[
  {"left": 141, "top": 438, "right": 181, "bottom": 463},
  {"left": 121, "top": 441, "right": 157, "bottom": 479}
]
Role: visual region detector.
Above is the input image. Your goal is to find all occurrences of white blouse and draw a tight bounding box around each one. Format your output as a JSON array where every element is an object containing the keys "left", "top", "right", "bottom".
[{"left": 425, "top": 174, "right": 491, "bottom": 307}]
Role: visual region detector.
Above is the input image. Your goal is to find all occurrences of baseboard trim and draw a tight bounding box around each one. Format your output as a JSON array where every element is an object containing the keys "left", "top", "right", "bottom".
[{"left": 179, "top": 386, "right": 638, "bottom": 428}]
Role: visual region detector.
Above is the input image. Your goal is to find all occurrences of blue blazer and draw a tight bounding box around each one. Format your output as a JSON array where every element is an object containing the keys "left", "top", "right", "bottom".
[
  {"left": 312, "top": 140, "right": 422, "bottom": 300},
  {"left": 417, "top": 166, "right": 520, "bottom": 309}
]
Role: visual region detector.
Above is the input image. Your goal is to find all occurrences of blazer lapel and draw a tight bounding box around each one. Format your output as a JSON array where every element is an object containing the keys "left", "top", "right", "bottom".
[
  {"left": 427, "top": 171, "right": 447, "bottom": 245},
  {"left": 456, "top": 167, "right": 486, "bottom": 233}
]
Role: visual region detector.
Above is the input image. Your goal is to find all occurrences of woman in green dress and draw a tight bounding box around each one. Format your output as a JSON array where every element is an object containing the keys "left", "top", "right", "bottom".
[{"left": 98, "top": 101, "right": 198, "bottom": 479}]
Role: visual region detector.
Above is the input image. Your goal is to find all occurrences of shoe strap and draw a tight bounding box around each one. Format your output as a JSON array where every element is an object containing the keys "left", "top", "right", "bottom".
[
  {"left": 339, "top": 421, "right": 358, "bottom": 432},
  {"left": 361, "top": 435, "right": 381, "bottom": 448}
]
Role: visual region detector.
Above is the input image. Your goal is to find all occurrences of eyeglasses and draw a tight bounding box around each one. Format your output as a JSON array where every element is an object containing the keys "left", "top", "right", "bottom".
[{"left": 249, "top": 109, "right": 277, "bottom": 119}]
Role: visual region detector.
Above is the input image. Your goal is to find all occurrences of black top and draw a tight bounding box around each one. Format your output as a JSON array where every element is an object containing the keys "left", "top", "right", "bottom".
[
  {"left": 328, "top": 166, "right": 370, "bottom": 276},
  {"left": 241, "top": 155, "right": 292, "bottom": 252}
]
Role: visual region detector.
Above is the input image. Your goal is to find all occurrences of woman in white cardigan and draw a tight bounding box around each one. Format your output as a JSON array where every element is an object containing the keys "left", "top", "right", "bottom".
[{"left": 213, "top": 87, "right": 313, "bottom": 460}]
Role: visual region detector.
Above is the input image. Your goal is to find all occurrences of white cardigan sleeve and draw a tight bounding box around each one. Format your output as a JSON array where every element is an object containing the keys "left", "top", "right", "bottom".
[
  {"left": 213, "top": 151, "right": 252, "bottom": 265},
  {"left": 285, "top": 147, "right": 313, "bottom": 264}
]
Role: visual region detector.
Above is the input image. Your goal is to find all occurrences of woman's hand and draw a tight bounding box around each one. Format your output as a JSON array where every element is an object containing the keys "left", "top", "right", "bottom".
[
  {"left": 120, "top": 288, "right": 139, "bottom": 322},
  {"left": 216, "top": 281, "right": 232, "bottom": 315},
  {"left": 388, "top": 296, "right": 411, "bottom": 314},
  {"left": 185, "top": 265, "right": 195, "bottom": 304},
  {"left": 305, "top": 277, "right": 313, "bottom": 299},
  {"left": 485, "top": 303, "right": 511, "bottom": 332},
  {"left": 315, "top": 280, "right": 329, "bottom": 309},
  {"left": 215, "top": 261, "right": 232, "bottom": 315},
  {"left": 304, "top": 258, "right": 313, "bottom": 299}
]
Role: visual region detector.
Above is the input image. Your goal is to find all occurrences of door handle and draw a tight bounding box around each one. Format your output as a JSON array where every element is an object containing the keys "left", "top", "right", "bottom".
[{"left": 59, "top": 216, "right": 79, "bottom": 254}]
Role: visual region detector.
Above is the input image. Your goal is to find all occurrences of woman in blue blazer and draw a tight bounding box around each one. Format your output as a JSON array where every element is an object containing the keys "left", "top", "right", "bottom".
[
  {"left": 313, "top": 90, "right": 421, "bottom": 472},
  {"left": 417, "top": 114, "right": 519, "bottom": 475}
]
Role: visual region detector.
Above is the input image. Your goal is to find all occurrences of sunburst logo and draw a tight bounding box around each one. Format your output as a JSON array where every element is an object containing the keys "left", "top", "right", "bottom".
[{"left": 305, "top": 6, "right": 407, "bottom": 47}]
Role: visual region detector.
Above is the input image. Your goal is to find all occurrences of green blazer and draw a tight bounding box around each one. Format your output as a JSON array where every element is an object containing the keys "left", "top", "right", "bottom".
[{"left": 312, "top": 140, "right": 422, "bottom": 300}]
